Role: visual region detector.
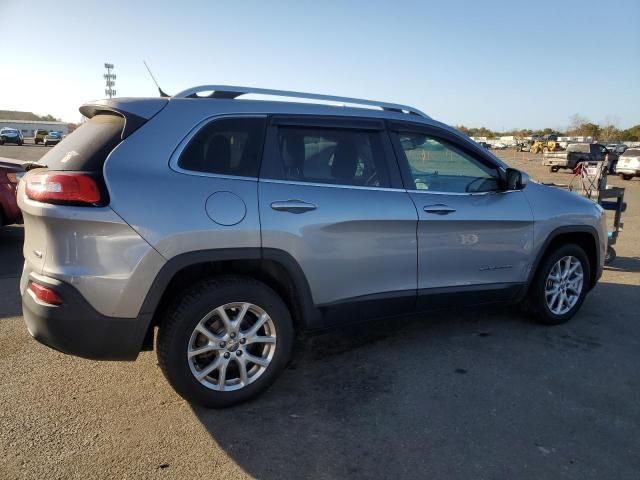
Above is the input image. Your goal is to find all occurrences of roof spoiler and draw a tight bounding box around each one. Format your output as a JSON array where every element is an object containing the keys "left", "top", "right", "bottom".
[{"left": 79, "top": 98, "right": 168, "bottom": 139}]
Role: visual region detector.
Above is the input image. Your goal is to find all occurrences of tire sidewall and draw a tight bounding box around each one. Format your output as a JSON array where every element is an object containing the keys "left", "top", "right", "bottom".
[
  {"left": 531, "top": 244, "right": 591, "bottom": 325},
  {"left": 159, "top": 278, "right": 294, "bottom": 408}
]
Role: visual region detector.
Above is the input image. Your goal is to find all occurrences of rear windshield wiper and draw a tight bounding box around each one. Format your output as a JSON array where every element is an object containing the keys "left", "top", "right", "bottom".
[{"left": 22, "top": 162, "right": 47, "bottom": 171}]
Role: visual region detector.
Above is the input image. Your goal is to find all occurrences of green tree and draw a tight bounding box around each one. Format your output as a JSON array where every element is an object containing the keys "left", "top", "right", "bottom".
[{"left": 620, "top": 125, "right": 640, "bottom": 141}]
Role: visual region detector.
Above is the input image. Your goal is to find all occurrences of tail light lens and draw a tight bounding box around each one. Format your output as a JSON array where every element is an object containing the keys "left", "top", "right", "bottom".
[
  {"left": 28, "top": 282, "right": 63, "bottom": 306},
  {"left": 25, "top": 171, "right": 102, "bottom": 205}
]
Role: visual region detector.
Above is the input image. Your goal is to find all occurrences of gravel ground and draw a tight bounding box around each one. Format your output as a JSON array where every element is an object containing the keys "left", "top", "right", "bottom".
[{"left": 1, "top": 145, "right": 639, "bottom": 479}]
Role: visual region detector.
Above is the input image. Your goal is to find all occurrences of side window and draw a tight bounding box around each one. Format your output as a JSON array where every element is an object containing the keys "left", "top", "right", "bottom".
[
  {"left": 178, "top": 117, "right": 266, "bottom": 177},
  {"left": 275, "top": 127, "right": 391, "bottom": 188},
  {"left": 395, "top": 132, "right": 500, "bottom": 193}
]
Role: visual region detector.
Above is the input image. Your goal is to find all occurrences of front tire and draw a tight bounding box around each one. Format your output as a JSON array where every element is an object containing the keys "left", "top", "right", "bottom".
[
  {"left": 157, "top": 275, "right": 294, "bottom": 408},
  {"left": 526, "top": 244, "right": 590, "bottom": 325}
]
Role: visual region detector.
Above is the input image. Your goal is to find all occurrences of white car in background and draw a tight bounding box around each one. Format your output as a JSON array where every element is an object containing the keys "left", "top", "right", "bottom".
[
  {"left": 616, "top": 148, "right": 640, "bottom": 180},
  {"left": 492, "top": 142, "right": 507, "bottom": 150}
]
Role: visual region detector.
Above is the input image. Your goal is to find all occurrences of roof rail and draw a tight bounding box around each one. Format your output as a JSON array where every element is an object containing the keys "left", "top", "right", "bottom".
[{"left": 172, "top": 85, "right": 429, "bottom": 118}]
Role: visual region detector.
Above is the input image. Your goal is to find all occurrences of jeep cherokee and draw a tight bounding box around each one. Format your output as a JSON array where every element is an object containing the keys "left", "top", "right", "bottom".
[{"left": 18, "top": 86, "right": 606, "bottom": 407}]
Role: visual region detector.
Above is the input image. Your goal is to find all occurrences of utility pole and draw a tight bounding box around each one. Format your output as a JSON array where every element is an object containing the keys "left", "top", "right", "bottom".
[{"left": 104, "top": 63, "right": 116, "bottom": 98}]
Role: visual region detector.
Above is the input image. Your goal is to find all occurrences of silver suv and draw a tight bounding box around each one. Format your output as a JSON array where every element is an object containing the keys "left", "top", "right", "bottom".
[{"left": 18, "top": 86, "right": 606, "bottom": 407}]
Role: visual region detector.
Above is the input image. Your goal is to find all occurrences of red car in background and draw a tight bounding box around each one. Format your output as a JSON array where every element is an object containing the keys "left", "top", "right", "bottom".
[{"left": 0, "top": 158, "right": 24, "bottom": 226}]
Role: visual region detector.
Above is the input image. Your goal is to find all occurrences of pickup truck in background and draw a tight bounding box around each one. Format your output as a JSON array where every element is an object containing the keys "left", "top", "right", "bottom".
[{"left": 543, "top": 143, "right": 618, "bottom": 173}]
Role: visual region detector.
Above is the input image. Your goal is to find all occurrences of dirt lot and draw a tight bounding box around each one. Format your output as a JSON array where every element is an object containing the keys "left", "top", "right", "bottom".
[{"left": 1, "top": 144, "right": 639, "bottom": 479}]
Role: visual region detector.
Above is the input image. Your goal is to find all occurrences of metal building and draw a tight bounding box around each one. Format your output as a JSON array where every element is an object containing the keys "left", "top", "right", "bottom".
[{"left": 0, "top": 119, "right": 69, "bottom": 137}]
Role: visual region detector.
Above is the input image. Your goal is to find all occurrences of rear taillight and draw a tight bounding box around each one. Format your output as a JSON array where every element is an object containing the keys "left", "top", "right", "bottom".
[
  {"left": 25, "top": 171, "right": 101, "bottom": 205},
  {"left": 28, "top": 282, "right": 63, "bottom": 306}
]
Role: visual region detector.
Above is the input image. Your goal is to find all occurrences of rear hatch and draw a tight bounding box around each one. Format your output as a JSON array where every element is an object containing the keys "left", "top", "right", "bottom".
[
  {"left": 19, "top": 98, "right": 167, "bottom": 275},
  {"left": 618, "top": 149, "right": 640, "bottom": 170}
]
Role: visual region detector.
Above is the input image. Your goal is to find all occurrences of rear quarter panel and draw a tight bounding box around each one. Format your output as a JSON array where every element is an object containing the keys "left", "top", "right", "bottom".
[
  {"left": 17, "top": 179, "right": 166, "bottom": 318},
  {"left": 103, "top": 100, "right": 261, "bottom": 259}
]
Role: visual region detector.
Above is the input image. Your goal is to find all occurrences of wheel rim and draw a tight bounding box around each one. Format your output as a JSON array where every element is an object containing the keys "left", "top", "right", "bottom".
[
  {"left": 187, "top": 302, "right": 277, "bottom": 391},
  {"left": 545, "top": 256, "right": 584, "bottom": 316}
]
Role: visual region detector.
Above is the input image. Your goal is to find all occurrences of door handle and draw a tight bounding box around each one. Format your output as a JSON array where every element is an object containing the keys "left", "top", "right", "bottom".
[
  {"left": 270, "top": 200, "right": 317, "bottom": 214},
  {"left": 423, "top": 204, "right": 456, "bottom": 215}
]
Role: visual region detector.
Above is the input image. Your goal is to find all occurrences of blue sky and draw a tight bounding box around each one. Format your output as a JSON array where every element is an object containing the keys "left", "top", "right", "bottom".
[{"left": 1, "top": 0, "right": 638, "bottom": 129}]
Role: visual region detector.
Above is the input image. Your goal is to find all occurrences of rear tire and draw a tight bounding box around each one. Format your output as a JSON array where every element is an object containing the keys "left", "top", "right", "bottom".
[
  {"left": 619, "top": 174, "right": 632, "bottom": 181},
  {"left": 526, "top": 244, "right": 590, "bottom": 325},
  {"left": 550, "top": 166, "right": 559, "bottom": 173},
  {"left": 157, "top": 275, "right": 294, "bottom": 408}
]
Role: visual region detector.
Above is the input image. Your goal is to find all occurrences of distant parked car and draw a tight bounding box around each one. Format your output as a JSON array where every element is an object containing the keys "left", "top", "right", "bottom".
[
  {"left": 606, "top": 143, "right": 627, "bottom": 155},
  {"left": 616, "top": 148, "right": 640, "bottom": 180},
  {"left": 0, "top": 158, "right": 24, "bottom": 226},
  {"left": 492, "top": 142, "right": 507, "bottom": 150},
  {"left": 0, "top": 128, "right": 24, "bottom": 146},
  {"left": 44, "top": 131, "right": 62, "bottom": 147},
  {"left": 34, "top": 129, "right": 49, "bottom": 145},
  {"left": 477, "top": 141, "right": 491, "bottom": 149}
]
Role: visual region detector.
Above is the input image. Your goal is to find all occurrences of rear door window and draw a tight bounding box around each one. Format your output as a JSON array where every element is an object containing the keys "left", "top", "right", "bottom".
[
  {"left": 178, "top": 117, "right": 266, "bottom": 177},
  {"left": 270, "top": 126, "right": 391, "bottom": 188}
]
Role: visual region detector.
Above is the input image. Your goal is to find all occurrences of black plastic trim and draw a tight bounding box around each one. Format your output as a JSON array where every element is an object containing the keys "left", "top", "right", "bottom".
[
  {"left": 417, "top": 282, "right": 525, "bottom": 310},
  {"left": 23, "top": 274, "right": 148, "bottom": 361},
  {"left": 139, "top": 248, "right": 261, "bottom": 315},
  {"left": 137, "top": 248, "right": 320, "bottom": 331},
  {"left": 270, "top": 115, "right": 385, "bottom": 130},
  {"left": 526, "top": 225, "right": 602, "bottom": 289}
]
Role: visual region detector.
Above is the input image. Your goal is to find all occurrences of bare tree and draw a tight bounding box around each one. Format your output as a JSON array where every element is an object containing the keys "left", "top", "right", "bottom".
[{"left": 567, "top": 113, "right": 589, "bottom": 136}]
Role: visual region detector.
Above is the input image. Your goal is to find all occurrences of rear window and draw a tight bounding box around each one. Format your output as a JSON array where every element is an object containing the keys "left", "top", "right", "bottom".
[
  {"left": 567, "top": 143, "right": 589, "bottom": 153},
  {"left": 622, "top": 149, "right": 640, "bottom": 157},
  {"left": 178, "top": 117, "right": 266, "bottom": 177},
  {"left": 39, "top": 113, "right": 125, "bottom": 171}
]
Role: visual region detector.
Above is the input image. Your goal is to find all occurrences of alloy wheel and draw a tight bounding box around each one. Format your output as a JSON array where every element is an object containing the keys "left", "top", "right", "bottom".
[
  {"left": 545, "top": 256, "right": 584, "bottom": 316},
  {"left": 187, "top": 302, "right": 277, "bottom": 391}
]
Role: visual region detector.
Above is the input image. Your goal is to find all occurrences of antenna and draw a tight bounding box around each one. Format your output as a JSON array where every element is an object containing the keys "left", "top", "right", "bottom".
[{"left": 143, "top": 60, "right": 169, "bottom": 97}]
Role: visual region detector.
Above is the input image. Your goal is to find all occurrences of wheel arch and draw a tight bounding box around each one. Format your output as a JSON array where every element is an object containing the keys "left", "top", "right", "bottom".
[
  {"left": 528, "top": 226, "right": 600, "bottom": 291},
  {"left": 137, "top": 248, "right": 318, "bottom": 350}
]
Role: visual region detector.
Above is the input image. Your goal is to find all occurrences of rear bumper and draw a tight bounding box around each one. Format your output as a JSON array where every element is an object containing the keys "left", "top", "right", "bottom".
[{"left": 22, "top": 272, "right": 150, "bottom": 361}]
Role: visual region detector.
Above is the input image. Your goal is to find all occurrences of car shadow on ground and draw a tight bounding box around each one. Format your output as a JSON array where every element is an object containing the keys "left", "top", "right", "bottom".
[
  {"left": 191, "top": 281, "right": 640, "bottom": 479},
  {"left": 0, "top": 226, "right": 24, "bottom": 318},
  {"left": 604, "top": 256, "right": 640, "bottom": 274},
  {"left": 0, "top": 225, "right": 24, "bottom": 278}
]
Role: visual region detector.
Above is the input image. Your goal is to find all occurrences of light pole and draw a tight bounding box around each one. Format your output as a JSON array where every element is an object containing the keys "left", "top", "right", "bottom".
[{"left": 104, "top": 63, "right": 116, "bottom": 98}]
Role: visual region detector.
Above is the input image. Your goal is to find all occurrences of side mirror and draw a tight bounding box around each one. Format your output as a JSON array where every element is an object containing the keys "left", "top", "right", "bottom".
[{"left": 505, "top": 168, "right": 528, "bottom": 190}]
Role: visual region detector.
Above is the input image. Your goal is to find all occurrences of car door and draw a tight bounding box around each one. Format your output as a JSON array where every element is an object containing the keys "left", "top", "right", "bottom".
[
  {"left": 388, "top": 123, "right": 534, "bottom": 307},
  {"left": 258, "top": 116, "right": 418, "bottom": 328}
]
